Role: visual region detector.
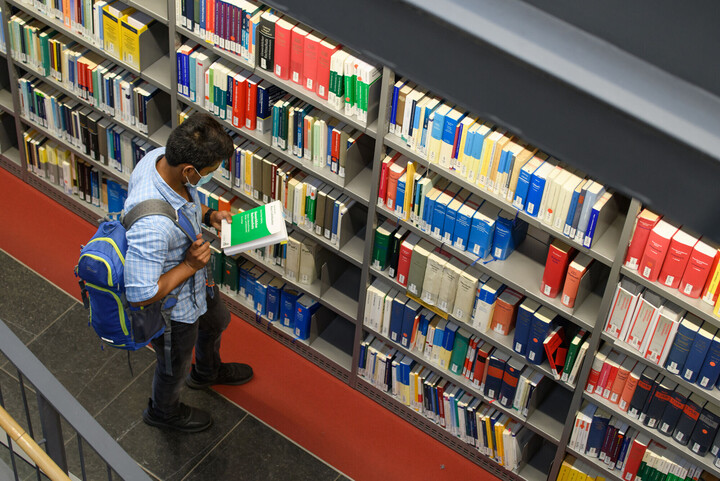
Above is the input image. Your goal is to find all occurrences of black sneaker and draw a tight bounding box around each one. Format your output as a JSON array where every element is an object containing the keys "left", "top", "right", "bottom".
[
  {"left": 142, "top": 399, "right": 213, "bottom": 433},
  {"left": 185, "top": 363, "right": 254, "bottom": 390}
]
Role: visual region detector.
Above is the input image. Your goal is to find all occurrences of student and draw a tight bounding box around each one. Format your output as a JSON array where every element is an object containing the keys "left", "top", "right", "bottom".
[{"left": 124, "top": 113, "right": 253, "bottom": 432}]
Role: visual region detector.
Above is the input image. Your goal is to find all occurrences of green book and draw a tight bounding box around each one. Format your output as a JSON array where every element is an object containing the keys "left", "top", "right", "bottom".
[
  {"left": 39, "top": 31, "right": 51, "bottom": 77},
  {"left": 220, "top": 201, "right": 288, "bottom": 256},
  {"left": 371, "top": 220, "right": 396, "bottom": 271},
  {"left": 562, "top": 329, "right": 587, "bottom": 379},
  {"left": 209, "top": 243, "right": 223, "bottom": 286},
  {"left": 448, "top": 328, "right": 471, "bottom": 375},
  {"left": 221, "top": 255, "right": 239, "bottom": 293}
]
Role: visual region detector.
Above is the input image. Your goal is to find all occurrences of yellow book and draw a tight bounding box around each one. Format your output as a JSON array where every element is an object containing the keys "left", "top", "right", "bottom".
[
  {"left": 714, "top": 293, "right": 720, "bottom": 317},
  {"left": 494, "top": 414, "right": 509, "bottom": 466},
  {"left": 466, "top": 122, "right": 494, "bottom": 183},
  {"left": 557, "top": 457, "right": 574, "bottom": 481},
  {"left": 702, "top": 250, "right": 720, "bottom": 304},
  {"left": 477, "top": 129, "right": 506, "bottom": 188},
  {"left": 454, "top": 116, "right": 477, "bottom": 172},
  {"left": 38, "top": 144, "right": 48, "bottom": 175},
  {"left": 102, "top": 1, "right": 135, "bottom": 60},
  {"left": 484, "top": 411, "right": 495, "bottom": 457},
  {"left": 120, "top": 10, "right": 154, "bottom": 70},
  {"left": 243, "top": 146, "right": 260, "bottom": 196},
  {"left": 487, "top": 133, "right": 513, "bottom": 194},
  {"left": 402, "top": 161, "right": 416, "bottom": 221}
]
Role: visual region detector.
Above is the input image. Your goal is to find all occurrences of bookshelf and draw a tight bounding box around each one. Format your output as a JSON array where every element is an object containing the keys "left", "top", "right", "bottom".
[{"left": 1, "top": 1, "right": 719, "bottom": 481}]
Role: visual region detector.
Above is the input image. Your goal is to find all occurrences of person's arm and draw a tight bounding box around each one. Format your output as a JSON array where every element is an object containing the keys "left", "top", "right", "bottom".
[{"left": 125, "top": 220, "right": 210, "bottom": 307}]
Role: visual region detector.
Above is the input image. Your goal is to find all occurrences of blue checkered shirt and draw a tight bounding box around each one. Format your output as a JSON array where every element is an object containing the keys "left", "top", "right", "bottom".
[{"left": 124, "top": 147, "right": 207, "bottom": 323}]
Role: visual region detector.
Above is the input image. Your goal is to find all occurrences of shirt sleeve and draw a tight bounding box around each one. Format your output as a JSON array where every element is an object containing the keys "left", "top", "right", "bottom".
[{"left": 124, "top": 217, "right": 173, "bottom": 303}]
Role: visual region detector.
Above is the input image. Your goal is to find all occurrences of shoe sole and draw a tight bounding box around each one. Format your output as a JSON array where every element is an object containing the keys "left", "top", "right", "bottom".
[
  {"left": 142, "top": 413, "right": 213, "bottom": 433},
  {"left": 185, "top": 372, "right": 254, "bottom": 390}
]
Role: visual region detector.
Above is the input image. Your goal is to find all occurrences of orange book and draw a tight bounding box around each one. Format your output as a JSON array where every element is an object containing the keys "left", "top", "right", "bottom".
[
  {"left": 609, "top": 358, "right": 636, "bottom": 404},
  {"left": 617, "top": 363, "right": 643, "bottom": 412},
  {"left": 561, "top": 253, "right": 593, "bottom": 308},
  {"left": 385, "top": 157, "right": 408, "bottom": 212},
  {"left": 489, "top": 288, "right": 524, "bottom": 336}
]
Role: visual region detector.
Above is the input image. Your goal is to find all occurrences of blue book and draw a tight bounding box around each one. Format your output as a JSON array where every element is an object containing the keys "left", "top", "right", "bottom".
[
  {"left": 395, "top": 176, "right": 406, "bottom": 217},
  {"left": 389, "top": 294, "right": 409, "bottom": 344},
  {"left": 389, "top": 79, "right": 408, "bottom": 131},
  {"left": 420, "top": 101, "right": 443, "bottom": 152},
  {"left": 442, "top": 321, "right": 459, "bottom": 354},
  {"left": 199, "top": 0, "right": 206, "bottom": 32},
  {"left": 331, "top": 199, "right": 341, "bottom": 241},
  {"left": 411, "top": 100, "right": 423, "bottom": 137},
  {"left": 658, "top": 386, "right": 689, "bottom": 436},
  {"left": 586, "top": 408, "right": 611, "bottom": 457},
  {"left": 513, "top": 159, "right": 545, "bottom": 210},
  {"left": 525, "top": 161, "right": 554, "bottom": 217},
  {"left": 563, "top": 184, "right": 583, "bottom": 236},
  {"left": 422, "top": 186, "right": 445, "bottom": 232},
  {"left": 400, "top": 300, "right": 422, "bottom": 348},
  {"left": 453, "top": 198, "right": 482, "bottom": 251},
  {"left": 665, "top": 314, "right": 701, "bottom": 375},
  {"left": 182, "top": 50, "right": 189, "bottom": 96},
  {"left": 400, "top": 356, "right": 414, "bottom": 395},
  {"left": 294, "top": 295, "right": 320, "bottom": 340},
  {"left": 441, "top": 110, "right": 464, "bottom": 151},
  {"left": 280, "top": 288, "right": 301, "bottom": 329},
  {"left": 513, "top": 299, "right": 540, "bottom": 356},
  {"left": 467, "top": 203, "right": 500, "bottom": 259},
  {"left": 431, "top": 186, "right": 461, "bottom": 239},
  {"left": 682, "top": 322, "right": 717, "bottom": 383},
  {"left": 697, "top": 334, "right": 720, "bottom": 389},
  {"left": 498, "top": 359, "right": 524, "bottom": 407},
  {"left": 492, "top": 213, "right": 528, "bottom": 261},
  {"left": 254, "top": 275, "right": 270, "bottom": 315},
  {"left": 484, "top": 351, "right": 510, "bottom": 400},
  {"left": 442, "top": 190, "right": 469, "bottom": 243},
  {"left": 265, "top": 281, "right": 284, "bottom": 322},
  {"left": 527, "top": 307, "right": 556, "bottom": 365},
  {"left": 429, "top": 105, "right": 449, "bottom": 152},
  {"left": 326, "top": 125, "right": 333, "bottom": 167},
  {"left": 107, "top": 180, "right": 123, "bottom": 215}
]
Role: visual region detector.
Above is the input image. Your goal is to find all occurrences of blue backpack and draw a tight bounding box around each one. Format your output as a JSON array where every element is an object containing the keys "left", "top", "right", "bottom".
[{"left": 75, "top": 199, "right": 197, "bottom": 374}]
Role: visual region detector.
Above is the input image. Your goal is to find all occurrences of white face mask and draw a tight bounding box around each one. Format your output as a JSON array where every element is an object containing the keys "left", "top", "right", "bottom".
[{"left": 185, "top": 166, "right": 214, "bottom": 188}]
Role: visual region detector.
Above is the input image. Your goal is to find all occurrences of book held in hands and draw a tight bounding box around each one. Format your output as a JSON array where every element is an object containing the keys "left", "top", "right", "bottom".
[{"left": 220, "top": 201, "right": 288, "bottom": 255}]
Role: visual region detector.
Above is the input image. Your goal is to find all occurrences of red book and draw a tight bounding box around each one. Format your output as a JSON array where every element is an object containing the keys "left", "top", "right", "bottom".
[
  {"left": 621, "top": 436, "right": 650, "bottom": 481},
  {"left": 302, "top": 31, "right": 325, "bottom": 92},
  {"left": 396, "top": 237, "right": 415, "bottom": 287},
  {"left": 270, "top": 163, "right": 278, "bottom": 200},
  {"left": 289, "top": 24, "right": 310, "bottom": 85},
  {"left": 679, "top": 239, "right": 718, "bottom": 298},
  {"left": 436, "top": 380, "right": 448, "bottom": 426},
  {"left": 658, "top": 230, "right": 697, "bottom": 288},
  {"left": 625, "top": 209, "right": 662, "bottom": 270},
  {"left": 601, "top": 353, "right": 625, "bottom": 399},
  {"left": 315, "top": 38, "right": 340, "bottom": 100},
  {"left": 206, "top": 0, "right": 214, "bottom": 39},
  {"left": 701, "top": 251, "right": 720, "bottom": 304},
  {"left": 638, "top": 220, "right": 679, "bottom": 282},
  {"left": 330, "top": 127, "right": 341, "bottom": 168},
  {"left": 231, "top": 72, "right": 248, "bottom": 129},
  {"left": 472, "top": 344, "right": 492, "bottom": 387},
  {"left": 489, "top": 288, "right": 524, "bottom": 336},
  {"left": 273, "top": 17, "right": 296, "bottom": 80},
  {"left": 541, "top": 239, "right": 576, "bottom": 298},
  {"left": 609, "top": 359, "right": 634, "bottom": 404},
  {"left": 244, "top": 74, "right": 261, "bottom": 131},
  {"left": 377, "top": 152, "right": 401, "bottom": 207},
  {"left": 463, "top": 337, "right": 479, "bottom": 378},
  {"left": 543, "top": 326, "right": 567, "bottom": 378},
  {"left": 618, "top": 364, "right": 642, "bottom": 412}
]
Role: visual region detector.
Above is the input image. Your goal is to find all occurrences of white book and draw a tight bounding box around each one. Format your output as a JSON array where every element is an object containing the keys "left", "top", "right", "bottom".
[
  {"left": 420, "top": 251, "right": 449, "bottom": 306},
  {"left": 453, "top": 267, "right": 482, "bottom": 323},
  {"left": 436, "top": 258, "right": 464, "bottom": 313}
]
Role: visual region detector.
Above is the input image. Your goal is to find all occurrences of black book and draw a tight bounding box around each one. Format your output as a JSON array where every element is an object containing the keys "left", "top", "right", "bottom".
[
  {"left": 689, "top": 403, "right": 720, "bottom": 456},
  {"left": 658, "top": 385, "right": 690, "bottom": 436},
  {"left": 673, "top": 393, "right": 706, "bottom": 446},
  {"left": 643, "top": 376, "right": 676, "bottom": 429},
  {"left": 256, "top": 11, "right": 278, "bottom": 72},
  {"left": 83, "top": 162, "right": 92, "bottom": 204},
  {"left": 628, "top": 369, "right": 660, "bottom": 420},
  {"left": 86, "top": 112, "right": 101, "bottom": 161},
  {"left": 387, "top": 228, "right": 409, "bottom": 279},
  {"left": 78, "top": 109, "right": 90, "bottom": 156},
  {"left": 76, "top": 160, "right": 86, "bottom": 201}
]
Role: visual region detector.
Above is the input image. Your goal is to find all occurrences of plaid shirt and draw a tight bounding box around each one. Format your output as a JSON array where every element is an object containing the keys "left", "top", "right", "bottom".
[{"left": 124, "top": 148, "right": 207, "bottom": 323}]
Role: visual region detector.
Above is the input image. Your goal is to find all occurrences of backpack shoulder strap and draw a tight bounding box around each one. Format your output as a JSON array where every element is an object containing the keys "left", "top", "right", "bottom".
[{"left": 123, "top": 199, "right": 196, "bottom": 242}]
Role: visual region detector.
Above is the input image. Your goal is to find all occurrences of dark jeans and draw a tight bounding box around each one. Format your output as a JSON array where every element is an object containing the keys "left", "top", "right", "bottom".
[{"left": 149, "top": 285, "right": 230, "bottom": 418}]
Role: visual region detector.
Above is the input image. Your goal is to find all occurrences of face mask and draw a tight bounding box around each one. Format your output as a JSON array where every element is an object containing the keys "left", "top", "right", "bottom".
[{"left": 185, "top": 166, "right": 214, "bottom": 188}]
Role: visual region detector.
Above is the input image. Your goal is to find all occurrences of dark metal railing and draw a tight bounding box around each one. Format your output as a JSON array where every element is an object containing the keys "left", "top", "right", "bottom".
[{"left": 0, "top": 319, "right": 151, "bottom": 481}]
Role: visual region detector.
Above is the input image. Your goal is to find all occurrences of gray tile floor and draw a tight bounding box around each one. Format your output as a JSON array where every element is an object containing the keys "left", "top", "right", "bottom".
[{"left": 0, "top": 250, "right": 350, "bottom": 481}]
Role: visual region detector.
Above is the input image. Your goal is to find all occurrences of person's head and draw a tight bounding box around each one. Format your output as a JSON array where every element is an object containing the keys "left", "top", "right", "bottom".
[{"left": 165, "top": 113, "right": 234, "bottom": 186}]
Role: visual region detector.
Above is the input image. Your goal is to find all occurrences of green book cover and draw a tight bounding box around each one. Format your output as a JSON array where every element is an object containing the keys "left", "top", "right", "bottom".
[
  {"left": 209, "top": 245, "right": 223, "bottom": 285},
  {"left": 39, "top": 32, "right": 51, "bottom": 77},
  {"left": 448, "top": 328, "right": 470, "bottom": 375},
  {"left": 208, "top": 66, "right": 214, "bottom": 106},
  {"left": 222, "top": 255, "right": 238, "bottom": 292},
  {"left": 305, "top": 186, "right": 317, "bottom": 224},
  {"left": 344, "top": 72, "right": 355, "bottom": 110},
  {"left": 562, "top": 330, "right": 586, "bottom": 376},
  {"left": 372, "top": 222, "right": 393, "bottom": 270},
  {"left": 221, "top": 201, "right": 288, "bottom": 256},
  {"left": 208, "top": 192, "right": 219, "bottom": 210}
]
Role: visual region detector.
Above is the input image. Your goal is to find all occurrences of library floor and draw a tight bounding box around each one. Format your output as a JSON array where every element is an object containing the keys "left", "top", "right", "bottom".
[{"left": 0, "top": 249, "right": 351, "bottom": 481}]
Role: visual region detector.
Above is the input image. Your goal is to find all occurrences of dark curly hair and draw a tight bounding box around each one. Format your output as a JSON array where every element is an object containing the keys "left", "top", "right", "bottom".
[{"left": 165, "top": 113, "right": 234, "bottom": 170}]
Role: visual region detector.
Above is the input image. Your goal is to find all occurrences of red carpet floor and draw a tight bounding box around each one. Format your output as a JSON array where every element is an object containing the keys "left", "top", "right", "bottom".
[{"left": 0, "top": 168, "right": 501, "bottom": 481}]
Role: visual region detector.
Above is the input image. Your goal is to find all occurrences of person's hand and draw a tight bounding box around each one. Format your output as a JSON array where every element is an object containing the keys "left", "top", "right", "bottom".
[
  {"left": 184, "top": 234, "right": 210, "bottom": 271},
  {"left": 211, "top": 210, "right": 232, "bottom": 232}
]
